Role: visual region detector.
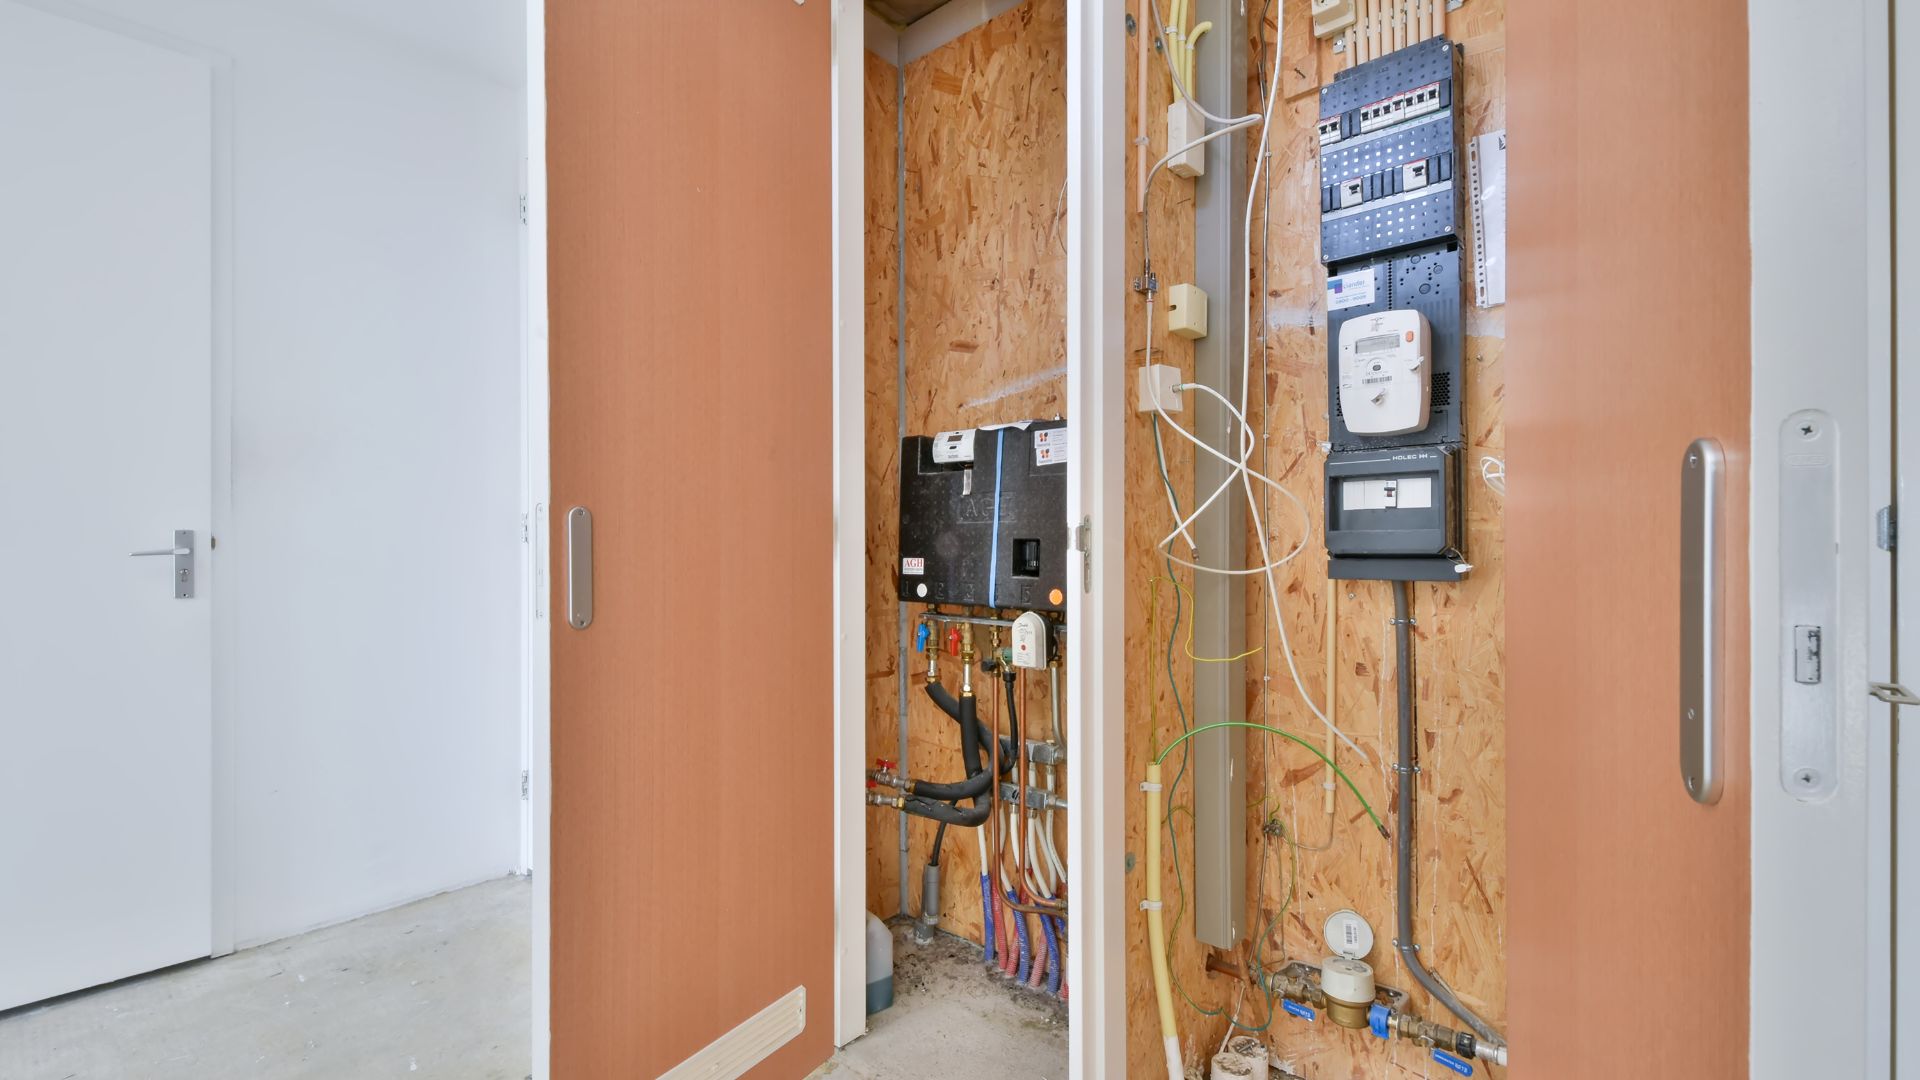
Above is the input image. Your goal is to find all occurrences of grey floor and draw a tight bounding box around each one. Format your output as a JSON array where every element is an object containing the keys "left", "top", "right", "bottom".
[
  {"left": 812, "top": 922, "right": 1067, "bottom": 1080},
  {"left": 0, "top": 876, "right": 532, "bottom": 1080}
]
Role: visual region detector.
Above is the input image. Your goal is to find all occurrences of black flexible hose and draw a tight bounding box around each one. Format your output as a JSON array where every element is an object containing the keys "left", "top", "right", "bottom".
[
  {"left": 901, "top": 794, "right": 992, "bottom": 826},
  {"left": 1392, "top": 581, "right": 1506, "bottom": 1050},
  {"left": 929, "top": 821, "right": 948, "bottom": 867},
  {"left": 907, "top": 676, "right": 1020, "bottom": 803}
]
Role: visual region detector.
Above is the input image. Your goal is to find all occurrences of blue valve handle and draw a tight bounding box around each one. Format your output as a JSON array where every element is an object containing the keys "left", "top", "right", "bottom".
[
  {"left": 914, "top": 621, "right": 931, "bottom": 652},
  {"left": 1369, "top": 1003, "right": 1391, "bottom": 1039},
  {"left": 1281, "top": 999, "right": 1316, "bottom": 1022},
  {"left": 1432, "top": 1049, "right": 1474, "bottom": 1076}
]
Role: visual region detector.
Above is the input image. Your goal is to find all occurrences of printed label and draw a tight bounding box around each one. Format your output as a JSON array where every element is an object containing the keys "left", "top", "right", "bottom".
[
  {"left": 1328, "top": 269, "right": 1375, "bottom": 311},
  {"left": 901, "top": 557, "right": 925, "bottom": 576},
  {"left": 1034, "top": 427, "right": 1069, "bottom": 466}
]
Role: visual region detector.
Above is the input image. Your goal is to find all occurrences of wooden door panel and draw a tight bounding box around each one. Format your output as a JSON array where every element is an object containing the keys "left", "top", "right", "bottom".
[
  {"left": 1507, "top": 4, "right": 1751, "bottom": 1076},
  {"left": 546, "top": 3, "right": 834, "bottom": 1075}
]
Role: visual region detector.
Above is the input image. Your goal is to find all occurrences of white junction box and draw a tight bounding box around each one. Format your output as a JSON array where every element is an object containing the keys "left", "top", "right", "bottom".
[
  {"left": 1166, "top": 282, "right": 1208, "bottom": 340},
  {"left": 1336, "top": 309, "right": 1431, "bottom": 436},
  {"left": 1136, "top": 363, "right": 1183, "bottom": 414},
  {"left": 1166, "top": 97, "right": 1205, "bottom": 178},
  {"left": 1311, "top": 0, "right": 1357, "bottom": 38}
]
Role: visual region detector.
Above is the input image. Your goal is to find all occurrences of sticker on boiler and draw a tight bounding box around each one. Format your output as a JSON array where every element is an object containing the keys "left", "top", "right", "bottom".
[
  {"left": 1034, "top": 427, "right": 1069, "bottom": 466},
  {"left": 901, "top": 557, "right": 925, "bottom": 576}
]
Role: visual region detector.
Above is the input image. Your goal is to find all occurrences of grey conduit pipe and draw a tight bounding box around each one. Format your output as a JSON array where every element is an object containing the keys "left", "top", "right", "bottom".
[{"left": 1392, "top": 581, "right": 1507, "bottom": 1055}]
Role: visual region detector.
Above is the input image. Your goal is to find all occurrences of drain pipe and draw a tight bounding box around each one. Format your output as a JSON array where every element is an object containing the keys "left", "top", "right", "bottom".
[{"left": 1392, "top": 582, "right": 1507, "bottom": 1057}]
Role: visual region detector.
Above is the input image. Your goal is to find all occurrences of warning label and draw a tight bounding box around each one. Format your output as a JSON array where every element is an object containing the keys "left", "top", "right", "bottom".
[{"left": 1035, "top": 427, "right": 1068, "bottom": 466}]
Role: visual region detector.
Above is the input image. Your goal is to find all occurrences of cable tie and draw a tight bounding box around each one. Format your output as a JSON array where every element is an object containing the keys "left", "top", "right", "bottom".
[
  {"left": 1139, "top": 899, "right": 1164, "bottom": 911},
  {"left": 1140, "top": 781, "right": 1163, "bottom": 792}
]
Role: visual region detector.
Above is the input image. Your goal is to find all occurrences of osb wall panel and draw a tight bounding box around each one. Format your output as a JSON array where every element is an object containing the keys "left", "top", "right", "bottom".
[
  {"left": 865, "top": 0, "right": 1069, "bottom": 944},
  {"left": 864, "top": 49, "right": 903, "bottom": 920},
  {"left": 1126, "top": 2, "right": 1509, "bottom": 1077},
  {"left": 1121, "top": 0, "right": 1203, "bottom": 1073}
]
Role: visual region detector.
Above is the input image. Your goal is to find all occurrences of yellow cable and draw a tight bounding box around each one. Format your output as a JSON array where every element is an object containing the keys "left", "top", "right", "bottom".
[
  {"left": 1157, "top": 576, "right": 1263, "bottom": 663},
  {"left": 1186, "top": 21, "right": 1212, "bottom": 95}
]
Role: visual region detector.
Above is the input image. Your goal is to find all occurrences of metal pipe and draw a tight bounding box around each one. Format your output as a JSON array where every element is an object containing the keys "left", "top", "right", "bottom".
[
  {"left": 919, "top": 607, "right": 1069, "bottom": 636},
  {"left": 1392, "top": 581, "right": 1506, "bottom": 1052}
]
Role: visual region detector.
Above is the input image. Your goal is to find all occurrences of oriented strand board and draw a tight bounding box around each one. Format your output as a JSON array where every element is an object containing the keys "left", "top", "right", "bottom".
[
  {"left": 1126, "top": 3, "right": 1511, "bottom": 1077},
  {"left": 1121, "top": 0, "right": 1205, "bottom": 1074},
  {"left": 864, "top": 49, "right": 904, "bottom": 920},
  {"left": 864, "top": 0, "right": 1069, "bottom": 946}
]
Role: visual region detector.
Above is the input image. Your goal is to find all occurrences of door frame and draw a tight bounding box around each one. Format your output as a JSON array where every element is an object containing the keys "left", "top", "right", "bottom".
[
  {"left": 1748, "top": 0, "right": 1893, "bottom": 1075},
  {"left": 821, "top": 1, "right": 1129, "bottom": 1074},
  {"left": 524, "top": 2, "right": 551, "bottom": 1077}
]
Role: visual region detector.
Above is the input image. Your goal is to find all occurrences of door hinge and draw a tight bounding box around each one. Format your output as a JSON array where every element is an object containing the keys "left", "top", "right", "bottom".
[
  {"left": 519, "top": 194, "right": 529, "bottom": 225},
  {"left": 1073, "top": 516, "right": 1092, "bottom": 594},
  {"left": 521, "top": 769, "right": 530, "bottom": 799},
  {"left": 521, "top": 512, "right": 530, "bottom": 544},
  {"left": 1878, "top": 505, "right": 1896, "bottom": 552},
  {"left": 1870, "top": 681, "right": 1920, "bottom": 706}
]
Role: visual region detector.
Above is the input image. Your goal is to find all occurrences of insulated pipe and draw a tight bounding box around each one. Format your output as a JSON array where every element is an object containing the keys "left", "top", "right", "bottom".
[
  {"left": 1143, "top": 763, "right": 1182, "bottom": 1080},
  {"left": 1392, "top": 582, "right": 1507, "bottom": 1053}
]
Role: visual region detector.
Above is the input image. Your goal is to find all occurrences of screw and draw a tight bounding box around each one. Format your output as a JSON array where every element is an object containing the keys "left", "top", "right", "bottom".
[
  {"left": 1796, "top": 768, "right": 1820, "bottom": 788},
  {"left": 1799, "top": 421, "right": 1819, "bottom": 440}
]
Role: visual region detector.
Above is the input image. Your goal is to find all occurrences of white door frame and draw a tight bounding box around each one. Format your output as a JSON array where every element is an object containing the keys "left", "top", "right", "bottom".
[
  {"left": 523, "top": 1, "right": 551, "bottom": 1076},
  {"left": 823, "top": 0, "right": 1129, "bottom": 1074},
  {"left": 1749, "top": 0, "right": 1892, "bottom": 1075}
]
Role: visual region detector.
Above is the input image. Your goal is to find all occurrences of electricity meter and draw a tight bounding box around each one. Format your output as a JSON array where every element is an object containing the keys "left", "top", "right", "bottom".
[{"left": 1337, "top": 309, "right": 1431, "bottom": 437}]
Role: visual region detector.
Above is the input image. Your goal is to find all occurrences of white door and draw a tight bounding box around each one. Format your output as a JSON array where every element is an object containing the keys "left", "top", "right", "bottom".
[{"left": 0, "top": 1, "right": 215, "bottom": 1009}]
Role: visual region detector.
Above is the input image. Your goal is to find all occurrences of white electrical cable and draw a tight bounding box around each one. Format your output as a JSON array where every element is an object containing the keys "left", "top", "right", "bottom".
[
  {"left": 1480, "top": 455, "right": 1506, "bottom": 496},
  {"left": 1146, "top": 0, "right": 1260, "bottom": 126},
  {"left": 1140, "top": 22, "right": 1371, "bottom": 767}
]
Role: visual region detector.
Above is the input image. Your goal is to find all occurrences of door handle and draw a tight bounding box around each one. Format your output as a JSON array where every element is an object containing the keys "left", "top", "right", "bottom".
[
  {"left": 566, "top": 508, "right": 592, "bottom": 629},
  {"left": 130, "top": 529, "right": 195, "bottom": 599},
  {"left": 1679, "top": 440, "right": 1724, "bottom": 805}
]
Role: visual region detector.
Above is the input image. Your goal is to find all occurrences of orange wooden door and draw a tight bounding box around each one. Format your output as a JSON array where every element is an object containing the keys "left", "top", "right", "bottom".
[
  {"left": 546, "top": 3, "right": 835, "bottom": 1076},
  {"left": 1507, "top": 3, "right": 1751, "bottom": 1076}
]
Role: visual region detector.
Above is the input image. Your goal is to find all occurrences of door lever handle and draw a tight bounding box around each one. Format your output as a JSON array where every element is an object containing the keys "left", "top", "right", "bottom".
[{"left": 129, "top": 530, "right": 195, "bottom": 599}]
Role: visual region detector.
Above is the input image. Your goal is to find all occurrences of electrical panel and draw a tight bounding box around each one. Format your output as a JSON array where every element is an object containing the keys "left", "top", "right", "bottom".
[
  {"left": 1317, "top": 38, "right": 1466, "bottom": 582},
  {"left": 897, "top": 420, "right": 1069, "bottom": 613}
]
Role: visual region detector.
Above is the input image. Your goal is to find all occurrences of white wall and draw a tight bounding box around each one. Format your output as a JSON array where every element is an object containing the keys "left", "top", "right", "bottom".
[{"left": 54, "top": 0, "right": 526, "bottom": 948}]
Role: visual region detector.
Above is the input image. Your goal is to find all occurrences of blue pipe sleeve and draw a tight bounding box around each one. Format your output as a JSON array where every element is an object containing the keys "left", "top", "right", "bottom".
[
  {"left": 979, "top": 874, "right": 996, "bottom": 964},
  {"left": 1008, "top": 889, "right": 1032, "bottom": 981},
  {"left": 1042, "top": 915, "right": 1062, "bottom": 995}
]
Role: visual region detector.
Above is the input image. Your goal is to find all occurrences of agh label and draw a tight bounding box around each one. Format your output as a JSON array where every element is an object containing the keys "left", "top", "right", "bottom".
[{"left": 901, "top": 557, "right": 926, "bottom": 576}]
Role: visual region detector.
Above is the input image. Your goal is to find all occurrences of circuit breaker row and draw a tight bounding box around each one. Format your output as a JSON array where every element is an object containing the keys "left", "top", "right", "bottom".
[{"left": 1320, "top": 150, "right": 1455, "bottom": 215}]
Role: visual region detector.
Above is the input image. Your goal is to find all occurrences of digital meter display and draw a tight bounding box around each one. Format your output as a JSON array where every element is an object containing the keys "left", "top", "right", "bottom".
[{"left": 1355, "top": 333, "right": 1400, "bottom": 355}]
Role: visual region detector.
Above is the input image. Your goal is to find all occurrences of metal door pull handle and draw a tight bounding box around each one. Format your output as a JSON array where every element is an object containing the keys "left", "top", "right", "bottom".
[{"left": 130, "top": 547, "right": 191, "bottom": 557}]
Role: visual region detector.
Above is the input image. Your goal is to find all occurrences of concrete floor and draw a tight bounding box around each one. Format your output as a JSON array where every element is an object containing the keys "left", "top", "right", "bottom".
[
  {"left": 812, "top": 922, "right": 1067, "bottom": 1080},
  {"left": 0, "top": 876, "right": 531, "bottom": 1080}
]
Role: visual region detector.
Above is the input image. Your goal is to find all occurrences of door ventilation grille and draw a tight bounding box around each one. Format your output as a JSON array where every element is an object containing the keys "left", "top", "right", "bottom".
[{"left": 659, "top": 986, "right": 806, "bottom": 1080}]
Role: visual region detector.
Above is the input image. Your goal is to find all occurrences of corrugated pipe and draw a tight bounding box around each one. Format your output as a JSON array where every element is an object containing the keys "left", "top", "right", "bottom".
[{"left": 1042, "top": 914, "right": 1063, "bottom": 995}]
